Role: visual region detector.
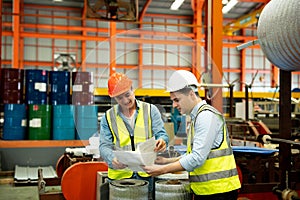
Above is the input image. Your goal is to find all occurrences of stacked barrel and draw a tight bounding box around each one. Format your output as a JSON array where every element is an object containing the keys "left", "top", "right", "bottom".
[
  {"left": 25, "top": 69, "right": 52, "bottom": 140},
  {"left": 72, "top": 72, "right": 94, "bottom": 105},
  {"left": 0, "top": 68, "right": 97, "bottom": 141},
  {"left": 1, "top": 69, "right": 24, "bottom": 104},
  {"left": 1, "top": 69, "right": 26, "bottom": 140},
  {"left": 50, "top": 71, "right": 74, "bottom": 140},
  {"left": 72, "top": 72, "right": 98, "bottom": 140}
]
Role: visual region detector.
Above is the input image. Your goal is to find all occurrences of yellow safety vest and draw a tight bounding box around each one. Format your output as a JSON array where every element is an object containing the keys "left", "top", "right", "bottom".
[
  {"left": 187, "top": 104, "right": 241, "bottom": 195},
  {"left": 106, "top": 101, "right": 152, "bottom": 180}
]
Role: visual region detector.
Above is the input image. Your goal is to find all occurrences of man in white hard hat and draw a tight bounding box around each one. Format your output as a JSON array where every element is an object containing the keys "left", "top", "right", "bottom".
[{"left": 143, "top": 70, "right": 241, "bottom": 200}]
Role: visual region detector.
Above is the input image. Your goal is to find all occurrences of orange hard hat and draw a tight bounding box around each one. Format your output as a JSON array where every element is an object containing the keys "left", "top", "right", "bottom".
[{"left": 108, "top": 72, "right": 132, "bottom": 97}]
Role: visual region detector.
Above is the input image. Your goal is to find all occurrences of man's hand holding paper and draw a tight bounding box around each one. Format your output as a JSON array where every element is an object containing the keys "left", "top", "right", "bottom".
[
  {"left": 154, "top": 138, "right": 167, "bottom": 152},
  {"left": 113, "top": 137, "right": 157, "bottom": 172},
  {"left": 112, "top": 157, "right": 128, "bottom": 169}
]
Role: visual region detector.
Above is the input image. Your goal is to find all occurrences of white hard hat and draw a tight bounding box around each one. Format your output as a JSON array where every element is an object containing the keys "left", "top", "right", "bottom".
[{"left": 167, "top": 70, "right": 200, "bottom": 92}]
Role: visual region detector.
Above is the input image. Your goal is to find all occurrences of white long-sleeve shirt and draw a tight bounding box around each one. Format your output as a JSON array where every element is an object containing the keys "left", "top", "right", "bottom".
[{"left": 179, "top": 101, "right": 226, "bottom": 172}]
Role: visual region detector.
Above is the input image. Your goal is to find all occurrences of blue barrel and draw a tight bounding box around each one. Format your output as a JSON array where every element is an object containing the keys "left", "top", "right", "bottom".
[
  {"left": 3, "top": 104, "right": 27, "bottom": 140},
  {"left": 49, "top": 71, "right": 70, "bottom": 105},
  {"left": 25, "top": 69, "right": 48, "bottom": 105},
  {"left": 74, "top": 105, "right": 98, "bottom": 140},
  {"left": 52, "top": 105, "right": 75, "bottom": 140},
  {"left": 28, "top": 104, "right": 51, "bottom": 140}
]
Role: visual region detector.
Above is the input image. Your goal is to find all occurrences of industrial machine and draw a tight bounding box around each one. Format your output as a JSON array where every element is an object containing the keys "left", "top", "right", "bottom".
[
  {"left": 234, "top": 0, "right": 300, "bottom": 199},
  {"left": 86, "top": 0, "right": 137, "bottom": 21},
  {"left": 235, "top": 135, "right": 300, "bottom": 200},
  {"left": 38, "top": 150, "right": 108, "bottom": 200}
]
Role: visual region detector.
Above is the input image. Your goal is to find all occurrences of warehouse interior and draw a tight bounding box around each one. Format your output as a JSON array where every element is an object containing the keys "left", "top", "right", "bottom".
[{"left": 0, "top": 0, "right": 300, "bottom": 199}]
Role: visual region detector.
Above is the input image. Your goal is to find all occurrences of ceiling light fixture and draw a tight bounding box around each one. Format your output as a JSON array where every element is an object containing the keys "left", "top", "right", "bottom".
[
  {"left": 222, "top": 0, "right": 238, "bottom": 14},
  {"left": 222, "top": 0, "right": 229, "bottom": 4},
  {"left": 170, "top": 0, "right": 185, "bottom": 10}
]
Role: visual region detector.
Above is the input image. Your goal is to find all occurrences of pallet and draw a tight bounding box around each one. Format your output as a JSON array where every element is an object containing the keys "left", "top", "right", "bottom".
[{"left": 0, "top": 171, "right": 14, "bottom": 184}]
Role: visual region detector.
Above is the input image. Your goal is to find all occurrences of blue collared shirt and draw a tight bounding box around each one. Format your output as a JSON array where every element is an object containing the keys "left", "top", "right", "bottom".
[
  {"left": 99, "top": 100, "right": 169, "bottom": 168},
  {"left": 179, "top": 100, "right": 225, "bottom": 172}
]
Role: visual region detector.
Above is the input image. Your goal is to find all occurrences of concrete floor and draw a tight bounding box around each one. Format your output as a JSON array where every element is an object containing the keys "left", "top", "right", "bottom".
[
  {"left": 0, "top": 165, "right": 62, "bottom": 200},
  {"left": 0, "top": 184, "right": 39, "bottom": 200}
]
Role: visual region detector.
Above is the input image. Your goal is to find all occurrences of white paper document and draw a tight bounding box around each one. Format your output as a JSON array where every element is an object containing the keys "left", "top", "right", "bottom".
[{"left": 113, "top": 137, "right": 157, "bottom": 172}]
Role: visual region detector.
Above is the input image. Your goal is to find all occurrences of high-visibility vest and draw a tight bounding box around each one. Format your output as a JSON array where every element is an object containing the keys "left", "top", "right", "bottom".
[
  {"left": 187, "top": 104, "right": 241, "bottom": 195},
  {"left": 106, "top": 101, "right": 152, "bottom": 180}
]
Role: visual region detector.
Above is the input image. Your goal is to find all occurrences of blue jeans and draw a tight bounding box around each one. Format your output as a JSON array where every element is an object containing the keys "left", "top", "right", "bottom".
[
  {"left": 193, "top": 189, "right": 239, "bottom": 200},
  {"left": 131, "top": 172, "right": 153, "bottom": 193}
]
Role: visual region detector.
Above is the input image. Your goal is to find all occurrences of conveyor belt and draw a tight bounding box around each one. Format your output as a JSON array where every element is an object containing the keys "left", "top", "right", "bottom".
[{"left": 232, "top": 146, "right": 278, "bottom": 155}]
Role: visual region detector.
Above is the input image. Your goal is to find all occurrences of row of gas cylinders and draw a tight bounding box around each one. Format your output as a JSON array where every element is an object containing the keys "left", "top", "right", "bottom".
[
  {"left": 109, "top": 179, "right": 191, "bottom": 200},
  {"left": 1, "top": 104, "right": 98, "bottom": 140},
  {"left": 0, "top": 68, "right": 94, "bottom": 105}
]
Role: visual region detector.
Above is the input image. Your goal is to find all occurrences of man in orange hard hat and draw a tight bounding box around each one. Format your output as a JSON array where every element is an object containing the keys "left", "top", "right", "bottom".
[{"left": 99, "top": 72, "right": 169, "bottom": 198}]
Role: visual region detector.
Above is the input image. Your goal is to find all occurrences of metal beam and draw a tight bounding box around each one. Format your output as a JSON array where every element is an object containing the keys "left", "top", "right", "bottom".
[
  {"left": 0, "top": 0, "right": 2, "bottom": 69},
  {"left": 238, "top": 0, "right": 270, "bottom": 3},
  {"left": 203, "top": 0, "right": 223, "bottom": 111},
  {"left": 240, "top": 29, "right": 246, "bottom": 92},
  {"left": 223, "top": 6, "right": 264, "bottom": 36},
  {"left": 279, "top": 70, "right": 292, "bottom": 190},
  {"left": 139, "top": 0, "right": 152, "bottom": 21},
  {"left": 109, "top": 22, "right": 116, "bottom": 76},
  {"left": 12, "top": 0, "right": 20, "bottom": 69},
  {"left": 271, "top": 64, "right": 279, "bottom": 88},
  {"left": 81, "top": 0, "right": 88, "bottom": 71},
  {"left": 192, "top": 0, "right": 205, "bottom": 80}
]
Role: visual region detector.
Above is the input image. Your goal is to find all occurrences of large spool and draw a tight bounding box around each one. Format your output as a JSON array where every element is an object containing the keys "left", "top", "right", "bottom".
[
  {"left": 109, "top": 179, "right": 149, "bottom": 200},
  {"left": 257, "top": 0, "right": 300, "bottom": 71},
  {"left": 155, "top": 179, "right": 191, "bottom": 200}
]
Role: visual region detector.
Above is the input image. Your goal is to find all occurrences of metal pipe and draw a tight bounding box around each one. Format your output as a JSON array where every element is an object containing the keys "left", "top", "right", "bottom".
[
  {"left": 257, "top": 134, "right": 300, "bottom": 146},
  {"left": 236, "top": 39, "right": 259, "bottom": 51},
  {"left": 199, "top": 83, "right": 230, "bottom": 88},
  {"left": 229, "top": 85, "right": 234, "bottom": 117},
  {"left": 245, "top": 84, "right": 249, "bottom": 121}
]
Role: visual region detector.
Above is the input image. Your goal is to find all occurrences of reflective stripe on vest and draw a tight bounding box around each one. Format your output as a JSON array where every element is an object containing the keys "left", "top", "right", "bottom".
[
  {"left": 189, "top": 168, "right": 238, "bottom": 183},
  {"left": 187, "top": 104, "right": 241, "bottom": 195},
  {"left": 106, "top": 101, "right": 152, "bottom": 179},
  {"left": 206, "top": 147, "right": 233, "bottom": 159}
]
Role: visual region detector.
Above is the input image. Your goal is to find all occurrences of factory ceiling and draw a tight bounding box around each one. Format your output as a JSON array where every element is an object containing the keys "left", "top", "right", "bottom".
[{"left": 3, "top": 0, "right": 270, "bottom": 30}]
